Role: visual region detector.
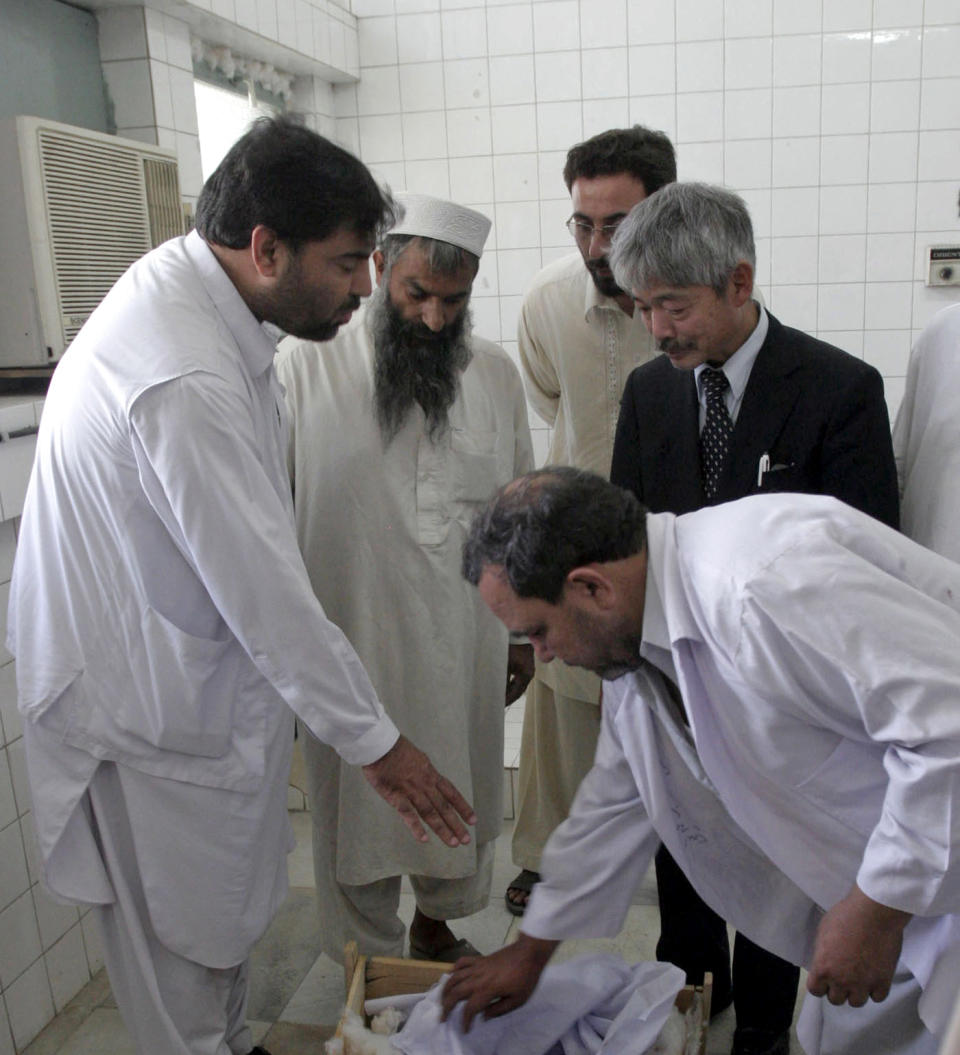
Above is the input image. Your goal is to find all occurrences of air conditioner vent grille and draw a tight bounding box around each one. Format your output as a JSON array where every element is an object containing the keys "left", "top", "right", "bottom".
[{"left": 36, "top": 128, "right": 180, "bottom": 346}]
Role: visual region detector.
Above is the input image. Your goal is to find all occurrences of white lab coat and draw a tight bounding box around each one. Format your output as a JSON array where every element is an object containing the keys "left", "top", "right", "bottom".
[
  {"left": 893, "top": 303, "right": 960, "bottom": 562},
  {"left": 8, "top": 231, "right": 398, "bottom": 967},
  {"left": 276, "top": 317, "right": 534, "bottom": 882},
  {"left": 524, "top": 494, "right": 960, "bottom": 1040}
]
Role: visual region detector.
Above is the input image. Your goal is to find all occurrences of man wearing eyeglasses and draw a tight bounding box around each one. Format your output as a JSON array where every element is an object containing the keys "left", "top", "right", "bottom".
[{"left": 506, "top": 126, "right": 676, "bottom": 921}]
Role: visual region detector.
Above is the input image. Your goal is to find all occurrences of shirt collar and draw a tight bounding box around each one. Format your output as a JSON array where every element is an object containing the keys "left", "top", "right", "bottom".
[
  {"left": 693, "top": 303, "right": 768, "bottom": 404},
  {"left": 184, "top": 229, "right": 280, "bottom": 378},
  {"left": 640, "top": 510, "right": 702, "bottom": 655},
  {"left": 583, "top": 265, "right": 623, "bottom": 321}
]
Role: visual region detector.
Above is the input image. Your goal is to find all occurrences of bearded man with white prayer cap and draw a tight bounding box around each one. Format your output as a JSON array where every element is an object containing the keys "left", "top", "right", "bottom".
[{"left": 276, "top": 193, "right": 535, "bottom": 963}]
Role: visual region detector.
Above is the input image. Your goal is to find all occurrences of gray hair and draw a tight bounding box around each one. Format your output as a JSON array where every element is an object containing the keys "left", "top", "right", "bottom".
[
  {"left": 461, "top": 467, "right": 647, "bottom": 604},
  {"left": 379, "top": 233, "right": 479, "bottom": 278},
  {"left": 609, "top": 182, "right": 755, "bottom": 297}
]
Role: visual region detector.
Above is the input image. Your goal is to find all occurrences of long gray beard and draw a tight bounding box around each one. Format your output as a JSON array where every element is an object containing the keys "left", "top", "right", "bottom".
[{"left": 369, "top": 285, "right": 473, "bottom": 445}]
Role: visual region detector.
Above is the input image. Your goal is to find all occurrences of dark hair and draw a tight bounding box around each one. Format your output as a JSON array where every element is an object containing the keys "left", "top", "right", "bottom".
[
  {"left": 195, "top": 115, "right": 397, "bottom": 250},
  {"left": 462, "top": 467, "right": 647, "bottom": 604},
  {"left": 562, "top": 125, "right": 677, "bottom": 195}
]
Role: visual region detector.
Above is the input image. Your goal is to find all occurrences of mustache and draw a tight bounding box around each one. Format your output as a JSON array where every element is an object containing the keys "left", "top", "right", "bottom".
[{"left": 658, "top": 339, "right": 697, "bottom": 353}]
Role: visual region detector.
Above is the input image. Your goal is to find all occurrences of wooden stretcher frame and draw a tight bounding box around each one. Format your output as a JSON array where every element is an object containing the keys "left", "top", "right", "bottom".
[{"left": 337, "top": 940, "right": 712, "bottom": 1055}]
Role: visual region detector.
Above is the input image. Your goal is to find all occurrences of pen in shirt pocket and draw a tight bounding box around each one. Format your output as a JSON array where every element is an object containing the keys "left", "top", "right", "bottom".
[{"left": 757, "top": 452, "right": 795, "bottom": 487}]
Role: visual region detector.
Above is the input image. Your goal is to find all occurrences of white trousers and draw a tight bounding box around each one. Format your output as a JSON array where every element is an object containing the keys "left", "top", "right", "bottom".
[
  {"left": 86, "top": 763, "right": 254, "bottom": 1055},
  {"left": 797, "top": 967, "right": 939, "bottom": 1055}
]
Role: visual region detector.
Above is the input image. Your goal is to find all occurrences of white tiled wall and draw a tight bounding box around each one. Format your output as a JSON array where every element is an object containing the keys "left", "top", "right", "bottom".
[{"left": 334, "top": 0, "right": 960, "bottom": 437}]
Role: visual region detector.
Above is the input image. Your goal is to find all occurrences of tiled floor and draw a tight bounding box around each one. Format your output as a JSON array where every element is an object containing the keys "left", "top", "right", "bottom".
[{"left": 21, "top": 798, "right": 804, "bottom": 1055}]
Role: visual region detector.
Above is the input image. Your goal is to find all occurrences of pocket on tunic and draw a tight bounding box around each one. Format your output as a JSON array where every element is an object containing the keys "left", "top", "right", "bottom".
[
  {"left": 123, "top": 606, "right": 240, "bottom": 758},
  {"left": 451, "top": 428, "right": 504, "bottom": 504}
]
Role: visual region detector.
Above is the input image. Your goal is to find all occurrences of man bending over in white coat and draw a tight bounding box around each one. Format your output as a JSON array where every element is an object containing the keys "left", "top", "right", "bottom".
[{"left": 441, "top": 467, "right": 960, "bottom": 1055}]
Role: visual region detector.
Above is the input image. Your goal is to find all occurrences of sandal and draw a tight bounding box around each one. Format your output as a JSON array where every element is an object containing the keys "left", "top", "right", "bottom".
[
  {"left": 504, "top": 869, "right": 540, "bottom": 917},
  {"left": 408, "top": 935, "right": 480, "bottom": 963}
]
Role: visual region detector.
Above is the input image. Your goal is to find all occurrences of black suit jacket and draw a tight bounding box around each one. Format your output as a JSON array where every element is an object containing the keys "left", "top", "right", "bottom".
[{"left": 610, "top": 311, "right": 900, "bottom": 529}]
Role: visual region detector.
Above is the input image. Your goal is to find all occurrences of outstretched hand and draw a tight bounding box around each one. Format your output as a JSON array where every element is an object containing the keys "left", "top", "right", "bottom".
[
  {"left": 807, "top": 884, "right": 911, "bottom": 1007},
  {"left": 440, "top": 934, "right": 558, "bottom": 1032},
  {"left": 362, "top": 735, "right": 476, "bottom": 847}
]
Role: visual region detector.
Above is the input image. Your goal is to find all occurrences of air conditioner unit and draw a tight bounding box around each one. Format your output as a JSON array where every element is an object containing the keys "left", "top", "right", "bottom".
[{"left": 0, "top": 116, "right": 184, "bottom": 370}]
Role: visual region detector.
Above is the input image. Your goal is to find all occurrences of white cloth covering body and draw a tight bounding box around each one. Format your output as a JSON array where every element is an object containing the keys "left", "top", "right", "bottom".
[
  {"left": 7, "top": 231, "right": 399, "bottom": 972},
  {"left": 523, "top": 494, "right": 960, "bottom": 1050},
  {"left": 893, "top": 303, "right": 960, "bottom": 562},
  {"left": 276, "top": 313, "right": 534, "bottom": 887}
]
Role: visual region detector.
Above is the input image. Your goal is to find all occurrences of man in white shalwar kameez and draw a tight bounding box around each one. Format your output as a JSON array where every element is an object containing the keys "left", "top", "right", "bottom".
[
  {"left": 441, "top": 468, "right": 960, "bottom": 1055},
  {"left": 893, "top": 302, "right": 960, "bottom": 563},
  {"left": 276, "top": 195, "right": 534, "bottom": 963},
  {"left": 7, "top": 120, "right": 476, "bottom": 1055}
]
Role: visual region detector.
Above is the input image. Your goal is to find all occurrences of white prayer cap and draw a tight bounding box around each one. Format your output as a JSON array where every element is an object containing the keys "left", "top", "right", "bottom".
[{"left": 390, "top": 193, "right": 491, "bottom": 258}]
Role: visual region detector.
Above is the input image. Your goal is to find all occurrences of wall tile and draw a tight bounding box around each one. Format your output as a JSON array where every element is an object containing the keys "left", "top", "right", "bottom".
[
  {"left": 924, "top": 0, "right": 960, "bottom": 25},
  {"left": 579, "top": 0, "right": 628, "bottom": 49},
  {"left": 867, "top": 182, "right": 918, "bottom": 233},
  {"left": 819, "top": 185, "right": 869, "bottom": 232},
  {"left": 0, "top": 888, "right": 41, "bottom": 986},
  {"left": 489, "top": 55, "right": 536, "bottom": 106},
  {"left": 819, "top": 283, "right": 866, "bottom": 330},
  {"left": 403, "top": 158, "right": 451, "bottom": 195},
  {"left": 446, "top": 108, "right": 492, "bottom": 156},
  {"left": 918, "top": 129, "right": 960, "bottom": 181},
  {"left": 96, "top": 6, "right": 147, "bottom": 62},
  {"left": 493, "top": 153, "right": 540, "bottom": 201},
  {"left": 677, "top": 40, "right": 722, "bottom": 92},
  {"left": 724, "top": 139, "right": 772, "bottom": 190},
  {"left": 397, "top": 12, "right": 442, "bottom": 62},
  {"left": 540, "top": 197, "right": 572, "bottom": 246},
  {"left": 400, "top": 62, "right": 444, "bottom": 112},
  {"left": 5, "top": 957, "right": 52, "bottom": 1052},
  {"left": 679, "top": 141, "right": 724, "bottom": 182},
  {"left": 583, "top": 96, "right": 630, "bottom": 136},
  {"left": 499, "top": 295, "right": 524, "bottom": 344},
  {"left": 821, "top": 31, "right": 872, "bottom": 84},
  {"left": 771, "top": 187, "right": 819, "bottom": 236},
  {"left": 441, "top": 8, "right": 487, "bottom": 59},
  {"left": 536, "top": 101, "right": 582, "bottom": 151},
  {"left": 533, "top": 1, "right": 580, "bottom": 51},
  {"left": 354, "top": 0, "right": 395, "bottom": 13},
  {"left": 869, "top": 131, "right": 920, "bottom": 182},
  {"left": 627, "top": 0, "right": 676, "bottom": 45},
  {"left": 102, "top": 60, "right": 155, "bottom": 130},
  {"left": 771, "top": 235, "right": 819, "bottom": 284},
  {"left": 488, "top": 4, "right": 534, "bottom": 55},
  {"left": 823, "top": 0, "right": 872, "bottom": 31},
  {"left": 863, "top": 329, "right": 913, "bottom": 375},
  {"left": 772, "top": 136, "right": 820, "bottom": 186},
  {"left": 359, "top": 16, "right": 399, "bottom": 65},
  {"left": 491, "top": 105, "right": 537, "bottom": 154},
  {"left": 821, "top": 82, "right": 869, "bottom": 135},
  {"left": 473, "top": 244, "right": 499, "bottom": 297},
  {"left": 873, "top": 0, "right": 922, "bottom": 28},
  {"left": 629, "top": 95, "right": 677, "bottom": 140},
  {"left": 582, "top": 48, "right": 629, "bottom": 100},
  {"left": 149, "top": 60, "right": 175, "bottom": 131},
  {"left": 45, "top": 924, "right": 90, "bottom": 1014},
  {"left": 919, "top": 78, "right": 960, "bottom": 131},
  {"left": 724, "top": 0, "right": 773, "bottom": 38},
  {"left": 628, "top": 44, "right": 677, "bottom": 96},
  {"left": 819, "top": 234, "right": 867, "bottom": 283},
  {"left": 278, "top": 0, "right": 298, "bottom": 48},
  {"left": 471, "top": 295, "right": 501, "bottom": 342},
  {"left": 257, "top": 0, "right": 279, "bottom": 40},
  {"left": 32, "top": 884, "right": 80, "bottom": 952},
  {"left": 866, "top": 232, "right": 918, "bottom": 282},
  {"left": 871, "top": 28, "right": 922, "bottom": 81},
  {"left": 820, "top": 134, "right": 868, "bottom": 186},
  {"left": 80, "top": 909, "right": 104, "bottom": 976},
  {"left": 498, "top": 248, "right": 544, "bottom": 293},
  {"left": 0, "top": 821, "right": 28, "bottom": 912},
  {"left": 359, "top": 114, "right": 405, "bottom": 161},
  {"left": 865, "top": 281, "right": 914, "bottom": 328},
  {"left": 773, "top": 85, "right": 820, "bottom": 137},
  {"left": 725, "top": 88, "right": 773, "bottom": 139},
  {"left": 535, "top": 51, "right": 582, "bottom": 102},
  {"left": 0, "top": 664, "right": 17, "bottom": 749},
  {"left": 169, "top": 67, "right": 199, "bottom": 135},
  {"left": 725, "top": 37, "right": 773, "bottom": 90},
  {"left": 677, "top": 92, "right": 723, "bottom": 143},
  {"left": 0, "top": 998, "right": 13, "bottom": 1055},
  {"left": 916, "top": 181, "right": 960, "bottom": 231},
  {"left": 357, "top": 65, "right": 400, "bottom": 114},
  {"left": 496, "top": 202, "right": 541, "bottom": 249},
  {"left": 773, "top": 33, "right": 821, "bottom": 87},
  {"left": 770, "top": 283, "right": 818, "bottom": 331},
  {"left": 163, "top": 16, "right": 193, "bottom": 71},
  {"left": 401, "top": 110, "right": 447, "bottom": 159},
  {"left": 870, "top": 80, "right": 921, "bottom": 133},
  {"left": 773, "top": 0, "right": 821, "bottom": 36},
  {"left": 676, "top": 0, "right": 723, "bottom": 41}
]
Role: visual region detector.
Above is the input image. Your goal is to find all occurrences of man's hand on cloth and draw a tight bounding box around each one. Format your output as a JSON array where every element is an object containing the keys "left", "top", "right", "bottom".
[
  {"left": 440, "top": 933, "right": 559, "bottom": 1032},
  {"left": 807, "top": 883, "right": 912, "bottom": 1007},
  {"left": 362, "top": 734, "right": 476, "bottom": 846},
  {"left": 505, "top": 642, "right": 535, "bottom": 705}
]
